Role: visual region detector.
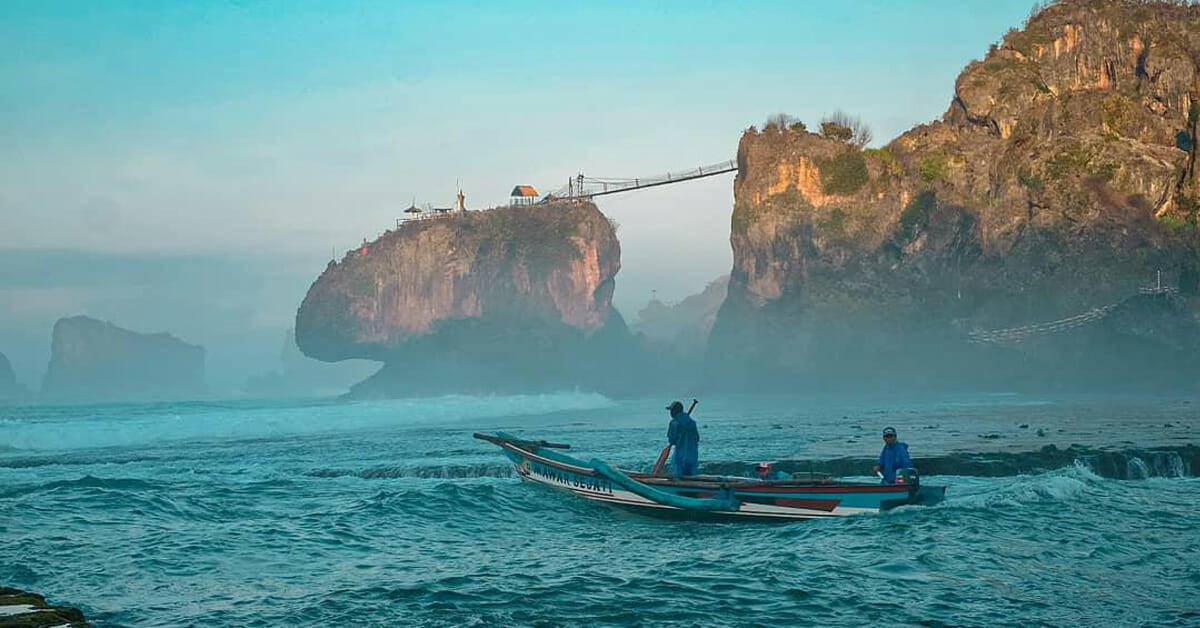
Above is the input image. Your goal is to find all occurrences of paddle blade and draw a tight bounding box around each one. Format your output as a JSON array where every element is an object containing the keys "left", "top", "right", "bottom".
[{"left": 651, "top": 445, "right": 672, "bottom": 475}]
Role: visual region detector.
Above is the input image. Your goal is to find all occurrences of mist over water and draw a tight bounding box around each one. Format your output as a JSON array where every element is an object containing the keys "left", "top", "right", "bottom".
[{"left": 3, "top": 393, "right": 1198, "bottom": 625}]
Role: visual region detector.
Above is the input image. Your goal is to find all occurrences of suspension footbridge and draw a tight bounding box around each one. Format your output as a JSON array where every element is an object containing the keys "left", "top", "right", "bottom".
[
  {"left": 543, "top": 159, "right": 738, "bottom": 200},
  {"left": 967, "top": 286, "right": 1177, "bottom": 345}
]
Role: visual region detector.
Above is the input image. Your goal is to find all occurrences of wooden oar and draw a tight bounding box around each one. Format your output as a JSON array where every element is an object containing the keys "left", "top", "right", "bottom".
[
  {"left": 651, "top": 445, "right": 672, "bottom": 476},
  {"left": 651, "top": 399, "right": 698, "bottom": 476}
]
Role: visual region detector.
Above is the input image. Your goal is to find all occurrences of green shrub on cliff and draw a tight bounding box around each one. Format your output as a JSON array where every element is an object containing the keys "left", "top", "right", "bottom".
[
  {"left": 899, "top": 191, "right": 937, "bottom": 240},
  {"left": 820, "top": 121, "right": 854, "bottom": 142},
  {"left": 1158, "top": 213, "right": 1190, "bottom": 232},
  {"left": 819, "top": 110, "right": 872, "bottom": 148},
  {"left": 1045, "top": 146, "right": 1091, "bottom": 180},
  {"left": 918, "top": 152, "right": 948, "bottom": 183},
  {"left": 863, "top": 147, "right": 901, "bottom": 178},
  {"left": 1018, "top": 168, "right": 1044, "bottom": 190},
  {"left": 1102, "top": 94, "right": 1135, "bottom": 137},
  {"left": 818, "top": 152, "right": 869, "bottom": 195}
]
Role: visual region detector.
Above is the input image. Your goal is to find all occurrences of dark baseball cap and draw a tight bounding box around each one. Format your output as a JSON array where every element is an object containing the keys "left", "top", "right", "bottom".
[
  {"left": 666, "top": 401, "right": 684, "bottom": 412},
  {"left": 882, "top": 426, "right": 897, "bottom": 437}
]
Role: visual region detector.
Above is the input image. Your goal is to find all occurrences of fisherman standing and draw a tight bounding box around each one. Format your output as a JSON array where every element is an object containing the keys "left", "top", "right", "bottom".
[
  {"left": 665, "top": 400, "right": 700, "bottom": 478},
  {"left": 873, "top": 426, "right": 914, "bottom": 484}
]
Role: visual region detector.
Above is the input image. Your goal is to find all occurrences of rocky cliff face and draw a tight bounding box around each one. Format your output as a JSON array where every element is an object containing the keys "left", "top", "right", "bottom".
[
  {"left": 296, "top": 201, "right": 641, "bottom": 396},
  {"left": 41, "top": 316, "right": 206, "bottom": 401},
  {"left": 709, "top": 0, "right": 1200, "bottom": 390}
]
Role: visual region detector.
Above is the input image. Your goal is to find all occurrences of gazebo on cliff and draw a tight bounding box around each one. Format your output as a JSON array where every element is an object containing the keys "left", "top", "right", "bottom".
[{"left": 509, "top": 185, "right": 539, "bottom": 206}]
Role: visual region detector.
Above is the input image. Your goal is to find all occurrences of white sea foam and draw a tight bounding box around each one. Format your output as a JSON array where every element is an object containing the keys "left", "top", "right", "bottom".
[
  {"left": 0, "top": 391, "right": 616, "bottom": 452},
  {"left": 940, "top": 463, "right": 1104, "bottom": 509},
  {"left": 0, "top": 604, "right": 45, "bottom": 617}
]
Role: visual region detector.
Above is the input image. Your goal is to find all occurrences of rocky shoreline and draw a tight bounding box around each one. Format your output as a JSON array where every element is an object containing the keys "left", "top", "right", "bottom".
[
  {"left": 702, "top": 444, "right": 1199, "bottom": 481},
  {"left": 0, "top": 588, "right": 90, "bottom": 627}
]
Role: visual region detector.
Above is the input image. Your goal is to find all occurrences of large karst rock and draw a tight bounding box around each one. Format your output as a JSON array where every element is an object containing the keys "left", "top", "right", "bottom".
[
  {"left": 296, "top": 201, "right": 643, "bottom": 396},
  {"left": 708, "top": 0, "right": 1200, "bottom": 391},
  {"left": 41, "top": 316, "right": 206, "bottom": 402}
]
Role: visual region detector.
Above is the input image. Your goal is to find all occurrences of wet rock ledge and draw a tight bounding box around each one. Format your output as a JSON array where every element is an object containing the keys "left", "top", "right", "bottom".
[{"left": 0, "top": 588, "right": 90, "bottom": 628}]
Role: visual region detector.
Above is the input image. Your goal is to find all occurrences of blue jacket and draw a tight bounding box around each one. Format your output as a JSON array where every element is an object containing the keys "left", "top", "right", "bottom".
[
  {"left": 877, "top": 441, "right": 913, "bottom": 484},
  {"left": 667, "top": 412, "right": 700, "bottom": 477}
]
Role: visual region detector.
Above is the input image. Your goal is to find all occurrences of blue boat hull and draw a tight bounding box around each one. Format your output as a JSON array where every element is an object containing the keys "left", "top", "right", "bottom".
[{"left": 475, "top": 433, "right": 945, "bottom": 522}]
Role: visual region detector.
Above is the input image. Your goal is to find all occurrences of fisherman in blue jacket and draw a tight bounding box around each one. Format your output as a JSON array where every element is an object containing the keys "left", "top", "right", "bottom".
[
  {"left": 873, "top": 426, "right": 914, "bottom": 484},
  {"left": 666, "top": 400, "right": 700, "bottom": 478}
]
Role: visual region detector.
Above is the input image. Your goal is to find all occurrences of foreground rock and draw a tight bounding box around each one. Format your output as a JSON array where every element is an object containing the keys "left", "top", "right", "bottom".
[
  {"left": 0, "top": 588, "right": 90, "bottom": 627},
  {"left": 296, "top": 201, "right": 646, "bottom": 396},
  {"left": 41, "top": 316, "right": 206, "bottom": 402},
  {"left": 709, "top": 0, "right": 1200, "bottom": 391}
]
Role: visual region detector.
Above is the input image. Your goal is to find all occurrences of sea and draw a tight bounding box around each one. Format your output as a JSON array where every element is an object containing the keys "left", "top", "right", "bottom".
[{"left": 2, "top": 392, "right": 1198, "bottom": 626}]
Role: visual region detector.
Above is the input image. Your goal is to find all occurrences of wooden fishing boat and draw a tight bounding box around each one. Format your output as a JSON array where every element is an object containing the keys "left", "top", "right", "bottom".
[{"left": 474, "top": 432, "right": 946, "bottom": 522}]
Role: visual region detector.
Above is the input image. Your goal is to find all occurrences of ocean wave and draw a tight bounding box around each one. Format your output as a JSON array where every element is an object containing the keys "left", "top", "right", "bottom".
[
  {"left": 935, "top": 463, "right": 1106, "bottom": 510},
  {"left": 0, "top": 391, "right": 616, "bottom": 453},
  {"left": 309, "top": 463, "right": 516, "bottom": 480},
  {"left": 0, "top": 474, "right": 166, "bottom": 499}
]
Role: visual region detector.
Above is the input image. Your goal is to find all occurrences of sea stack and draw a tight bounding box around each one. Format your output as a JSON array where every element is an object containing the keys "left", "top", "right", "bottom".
[
  {"left": 295, "top": 200, "right": 641, "bottom": 396},
  {"left": 41, "top": 316, "right": 206, "bottom": 402}
]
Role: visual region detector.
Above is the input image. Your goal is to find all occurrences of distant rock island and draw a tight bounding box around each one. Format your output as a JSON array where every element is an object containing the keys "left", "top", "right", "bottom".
[
  {"left": 41, "top": 316, "right": 206, "bottom": 402},
  {"left": 708, "top": 0, "right": 1200, "bottom": 391},
  {"left": 295, "top": 201, "right": 643, "bottom": 397},
  {"left": 0, "top": 351, "right": 27, "bottom": 401},
  {"left": 632, "top": 276, "right": 728, "bottom": 362}
]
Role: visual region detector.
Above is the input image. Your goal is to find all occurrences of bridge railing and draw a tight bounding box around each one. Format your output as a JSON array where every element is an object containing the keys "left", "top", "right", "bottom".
[
  {"left": 967, "top": 304, "right": 1119, "bottom": 344},
  {"left": 547, "top": 159, "right": 738, "bottom": 199}
]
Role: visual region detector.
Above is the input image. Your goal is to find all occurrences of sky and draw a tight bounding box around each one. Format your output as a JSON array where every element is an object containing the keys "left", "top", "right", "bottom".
[{"left": 0, "top": 0, "right": 1038, "bottom": 392}]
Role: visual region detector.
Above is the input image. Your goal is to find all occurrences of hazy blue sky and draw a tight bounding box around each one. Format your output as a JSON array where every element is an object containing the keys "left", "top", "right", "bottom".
[{"left": 0, "top": 0, "right": 1036, "bottom": 391}]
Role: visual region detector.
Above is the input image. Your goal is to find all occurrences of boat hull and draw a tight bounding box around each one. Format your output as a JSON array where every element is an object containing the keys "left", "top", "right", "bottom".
[{"left": 484, "top": 434, "right": 944, "bottom": 522}]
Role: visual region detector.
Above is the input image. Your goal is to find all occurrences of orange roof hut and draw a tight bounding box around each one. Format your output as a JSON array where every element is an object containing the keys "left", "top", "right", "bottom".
[{"left": 510, "top": 185, "right": 539, "bottom": 206}]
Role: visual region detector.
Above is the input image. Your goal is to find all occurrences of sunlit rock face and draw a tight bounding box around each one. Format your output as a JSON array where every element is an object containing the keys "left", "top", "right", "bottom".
[
  {"left": 296, "top": 201, "right": 645, "bottom": 397},
  {"left": 41, "top": 316, "right": 206, "bottom": 401},
  {"left": 708, "top": 0, "right": 1200, "bottom": 391}
]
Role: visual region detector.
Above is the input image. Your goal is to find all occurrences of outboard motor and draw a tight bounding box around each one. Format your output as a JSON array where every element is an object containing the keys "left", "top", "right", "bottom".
[{"left": 894, "top": 467, "right": 919, "bottom": 486}]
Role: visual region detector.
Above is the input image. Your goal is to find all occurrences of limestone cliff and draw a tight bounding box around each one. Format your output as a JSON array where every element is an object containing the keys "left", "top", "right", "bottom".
[
  {"left": 296, "top": 201, "right": 640, "bottom": 396},
  {"left": 41, "top": 316, "right": 206, "bottom": 401},
  {"left": 709, "top": 0, "right": 1200, "bottom": 390}
]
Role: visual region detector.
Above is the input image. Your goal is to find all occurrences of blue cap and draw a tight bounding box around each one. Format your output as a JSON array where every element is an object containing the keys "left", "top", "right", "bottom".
[{"left": 882, "top": 427, "right": 897, "bottom": 437}]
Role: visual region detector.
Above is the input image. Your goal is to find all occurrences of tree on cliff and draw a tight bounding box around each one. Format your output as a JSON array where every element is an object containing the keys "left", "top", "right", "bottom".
[
  {"left": 764, "top": 112, "right": 807, "bottom": 132},
  {"left": 819, "top": 110, "right": 872, "bottom": 148}
]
